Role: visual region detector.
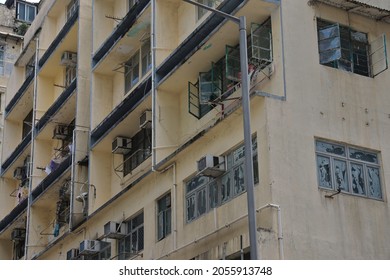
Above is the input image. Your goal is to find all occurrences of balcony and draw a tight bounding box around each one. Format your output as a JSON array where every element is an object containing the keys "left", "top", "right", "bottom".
[
  {"left": 92, "top": 0, "right": 151, "bottom": 68},
  {"left": 0, "top": 199, "right": 27, "bottom": 234},
  {"left": 90, "top": 76, "right": 151, "bottom": 148},
  {"left": 35, "top": 79, "right": 77, "bottom": 133},
  {"left": 1, "top": 132, "right": 32, "bottom": 176},
  {"left": 31, "top": 156, "right": 72, "bottom": 202},
  {"left": 5, "top": 72, "right": 34, "bottom": 118},
  {"left": 38, "top": 7, "right": 79, "bottom": 69},
  {"left": 155, "top": 0, "right": 246, "bottom": 84}
]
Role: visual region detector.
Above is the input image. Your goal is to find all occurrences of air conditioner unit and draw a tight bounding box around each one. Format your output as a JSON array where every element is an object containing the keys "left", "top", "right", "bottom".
[
  {"left": 79, "top": 240, "right": 101, "bottom": 255},
  {"left": 104, "top": 221, "right": 126, "bottom": 239},
  {"left": 13, "top": 167, "right": 25, "bottom": 180},
  {"left": 53, "top": 124, "right": 72, "bottom": 140},
  {"left": 66, "top": 248, "right": 79, "bottom": 260},
  {"left": 112, "top": 137, "right": 132, "bottom": 154},
  {"left": 11, "top": 228, "right": 26, "bottom": 241},
  {"left": 139, "top": 110, "right": 152, "bottom": 129},
  {"left": 60, "top": 51, "right": 77, "bottom": 67},
  {"left": 197, "top": 155, "right": 225, "bottom": 177}
]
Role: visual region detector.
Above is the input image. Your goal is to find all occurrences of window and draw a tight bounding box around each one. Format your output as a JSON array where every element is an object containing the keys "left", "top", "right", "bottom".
[
  {"left": 197, "top": 0, "right": 215, "bottom": 20},
  {"left": 87, "top": 242, "right": 111, "bottom": 260},
  {"left": 25, "top": 54, "right": 35, "bottom": 78},
  {"left": 16, "top": 1, "right": 37, "bottom": 22},
  {"left": 0, "top": 45, "right": 4, "bottom": 76},
  {"left": 118, "top": 212, "right": 144, "bottom": 260},
  {"left": 124, "top": 39, "right": 151, "bottom": 94},
  {"left": 186, "top": 138, "right": 259, "bottom": 222},
  {"left": 315, "top": 139, "right": 382, "bottom": 200},
  {"left": 317, "top": 19, "right": 388, "bottom": 77},
  {"left": 65, "top": 66, "right": 76, "bottom": 87},
  {"left": 125, "top": 51, "right": 140, "bottom": 93},
  {"left": 141, "top": 39, "right": 152, "bottom": 76},
  {"left": 123, "top": 128, "right": 152, "bottom": 176},
  {"left": 189, "top": 18, "right": 272, "bottom": 119},
  {"left": 157, "top": 193, "right": 171, "bottom": 241},
  {"left": 22, "top": 110, "right": 33, "bottom": 139},
  {"left": 67, "top": 0, "right": 79, "bottom": 20}
]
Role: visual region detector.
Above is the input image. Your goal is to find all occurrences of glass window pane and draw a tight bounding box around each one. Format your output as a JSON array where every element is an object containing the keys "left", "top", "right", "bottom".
[
  {"left": 157, "top": 212, "right": 164, "bottom": 240},
  {"left": 124, "top": 236, "right": 131, "bottom": 259},
  {"left": 141, "top": 40, "right": 151, "bottom": 76},
  {"left": 186, "top": 176, "right": 208, "bottom": 193},
  {"left": 196, "top": 188, "right": 207, "bottom": 216},
  {"left": 233, "top": 145, "right": 245, "bottom": 165},
  {"left": 338, "top": 59, "right": 352, "bottom": 72},
  {"left": 367, "top": 167, "right": 382, "bottom": 199},
  {"left": 165, "top": 209, "right": 171, "bottom": 236},
  {"left": 118, "top": 238, "right": 126, "bottom": 260},
  {"left": 333, "top": 159, "right": 349, "bottom": 192},
  {"left": 18, "top": 3, "right": 26, "bottom": 20},
  {"left": 138, "top": 226, "right": 144, "bottom": 251},
  {"left": 316, "top": 140, "right": 345, "bottom": 156},
  {"left": 233, "top": 164, "right": 245, "bottom": 195},
  {"left": 349, "top": 148, "right": 378, "bottom": 163},
  {"left": 221, "top": 171, "right": 232, "bottom": 203},
  {"left": 317, "top": 155, "right": 332, "bottom": 189},
  {"left": 351, "top": 163, "right": 365, "bottom": 195},
  {"left": 28, "top": 6, "right": 35, "bottom": 22},
  {"left": 319, "top": 37, "right": 341, "bottom": 52},
  {"left": 253, "top": 155, "right": 259, "bottom": 184},
  {"left": 320, "top": 49, "right": 341, "bottom": 64},
  {"left": 318, "top": 25, "right": 340, "bottom": 41},
  {"left": 209, "top": 180, "right": 218, "bottom": 209},
  {"left": 186, "top": 195, "right": 195, "bottom": 222},
  {"left": 351, "top": 31, "right": 367, "bottom": 43},
  {"left": 131, "top": 230, "right": 139, "bottom": 251}
]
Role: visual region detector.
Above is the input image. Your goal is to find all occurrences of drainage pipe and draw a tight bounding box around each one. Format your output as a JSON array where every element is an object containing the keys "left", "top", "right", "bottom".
[
  {"left": 151, "top": 0, "right": 157, "bottom": 171},
  {"left": 25, "top": 37, "right": 39, "bottom": 260}
]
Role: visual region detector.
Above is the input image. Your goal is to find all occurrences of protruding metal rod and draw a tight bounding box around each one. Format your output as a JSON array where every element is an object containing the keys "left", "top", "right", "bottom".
[{"left": 183, "top": 0, "right": 240, "bottom": 23}]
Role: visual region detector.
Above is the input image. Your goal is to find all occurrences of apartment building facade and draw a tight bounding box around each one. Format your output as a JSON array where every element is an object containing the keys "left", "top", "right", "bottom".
[
  {"left": 0, "top": 0, "right": 36, "bottom": 234},
  {"left": 0, "top": 0, "right": 389, "bottom": 260}
]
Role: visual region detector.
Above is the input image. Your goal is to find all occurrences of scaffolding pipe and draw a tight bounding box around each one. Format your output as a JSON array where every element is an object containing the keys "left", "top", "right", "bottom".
[
  {"left": 69, "top": 127, "right": 77, "bottom": 230},
  {"left": 280, "top": 0, "right": 287, "bottom": 101},
  {"left": 24, "top": 37, "right": 39, "bottom": 260},
  {"left": 151, "top": 0, "right": 157, "bottom": 171}
]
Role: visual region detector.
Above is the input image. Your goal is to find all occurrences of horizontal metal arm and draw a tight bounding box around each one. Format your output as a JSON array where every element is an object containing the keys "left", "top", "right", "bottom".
[{"left": 183, "top": 0, "right": 240, "bottom": 23}]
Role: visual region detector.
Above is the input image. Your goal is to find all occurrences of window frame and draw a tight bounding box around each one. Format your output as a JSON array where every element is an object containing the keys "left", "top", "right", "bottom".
[
  {"left": 157, "top": 193, "right": 172, "bottom": 241},
  {"left": 67, "top": 0, "right": 79, "bottom": 20},
  {"left": 123, "top": 128, "right": 152, "bottom": 177},
  {"left": 16, "top": 1, "right": 37, "bottom": 23},
  {"left": 0, "top": 45, "right": 4, "bottom": 76},
  {"left": 65, "top": 66, "right": 76, "bottom": 87},
  {"left": 315, "top": 139, "right": 383, "bottom": 200},
  {"left": 317, "top": 18, "right": 371, "bottom": 77},
  {"left": 185, "top": 138, "right": 259, "bottom": 223},
  {"left": 117, "top": 212, "right": 144, "bottom": 260}
]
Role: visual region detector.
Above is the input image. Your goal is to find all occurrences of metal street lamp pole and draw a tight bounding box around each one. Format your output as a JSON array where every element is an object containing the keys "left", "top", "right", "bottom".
[{"left": 183, "top": 0, "right": 258, "bottom": 260}]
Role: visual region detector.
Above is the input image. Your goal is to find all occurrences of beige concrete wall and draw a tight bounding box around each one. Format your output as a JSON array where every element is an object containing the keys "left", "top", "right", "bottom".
[
  {"left": 91, "top": 73, "right": 113, "bottom": 129},
  {"left": 0, "top": 4, "right": 15, "bottom": 33},
  {"left": 264, "top": 0, "right": 390, "bottom": 259},
  {"left": 92, "top": 0, "right": 114, "bottom": 53}
]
